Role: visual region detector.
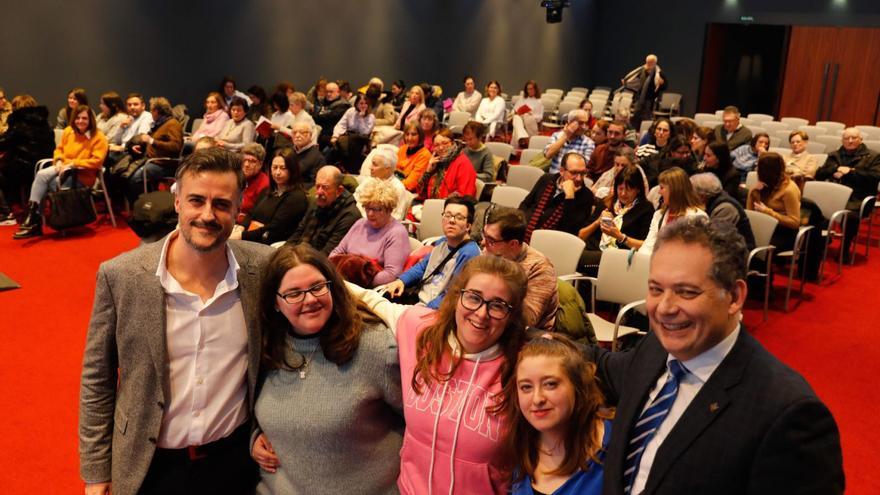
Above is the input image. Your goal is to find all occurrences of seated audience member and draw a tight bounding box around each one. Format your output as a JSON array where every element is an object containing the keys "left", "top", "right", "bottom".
[
  {"left": 482, "top": 206, "right": 558, "bottom": 330},
  {"left": 277, "top": 81, "right": 296, "bottom": 101},
  {"left": 591, "top": 147, "right": 649, "bottom": 199},
  {"left": 330, "top": 180, "right": 410, "bottom": 287},
  {"left": 396, "top": 122, "right": 432, "bottom": 192},
  {"left": 393, "top": 85, "right": 426, "bottom": 131},
  {"left": 578, "top": 99, "right": 598, "bottom": 129},
  {"left": 644, "top": 135, "right": 698, "bottom": 186},
  {"left": 690, "top": 172, "right": 756, "bottom": 250},
  {"left": 503, "top": 334, "right": 612, "bottom": 495},
  {"left": 337, "top": 80, "right": 355, "bottom": 105},
  {"left": 690, "top": 125, "right": 713, "bottom": 167},
  {"left": 452, "top": 75, "right": 482, "bottom": 115},
  {"left": 238, "top": 142, "right": 270, "bottom": 218},
  {"left": 521, "top": 152, "right": 595, "bottom": 243},
  {"left": 674, "top": 118, "right": 698, "bottom": 144},
  {"left": 215, "top": 96, "right": 256, "bottom": 152},
  {"left": 290, "top": 122, "right": 325, "bottom": 187},
  {"left": 0, "top": 88, "right": 11, "bottom": 135},
  {"left": 587, "top": 120, "right": 631, "bottom": 184},
  {"left": 784, "top": 130, "right": 819, "bottom": 184},
  {"left": 510, "top": 80, "right": 544, "bottom": 148},
  {"left": 461, "top": 121, "right": 495, "bottom": 183},
  {"left": 95, "top": 92, "right": 128, "bottom": 147},
  {"left": 748, "top": 152, "right": 802, "bottom": 251},
  {"left": 389, "top": 79, "right": 407, "bottom": 111},
  {"left": 475, "top": 80, "right": 507, "bottom": 138},
  {"left": 329, "top": 93, "right": 375, "bottom": 172},
  {"left": 614, "top": 106, "right": 638, "bottom": 147},
  {"left": 122, "top": 97, "right": 184, "bottom": 204},
  {"left": 268, "top": 90, "right": 295, "bottom": 144},
  {"left": 415, "top": 128, "right": 477, "bottom": 201},
  {"left": 355, "top": 147, "right": 409, "bottom": 220},
  {"left": 108, "top": 93, "right": 154, "bottom": 161},
  {"left": 188, "top": 92, "right": 229, "bottom": 143},
  {"left": 587, "top": 216, "right": 844, "bottom": 494},
  {"left": 732, "top": 132, "right": 770, "bottom": 182},
  {"left": 714, "top": 105, "right": 753, "bottom": 150},
  {"left": 635, "top": 118, "right": 672, "bottom": 173},
  {"left": 0, "top": 94, "right": 54, "bottom": 218},
  {"left": 287, "top": 165, "right": 361, "bottom": 254},
  {"left": 418, "top": 108, "right": 439, "bottom": 151},
  {"left": 193, "top": 136, "right": 217, "bottom": 151},
  {"left": 703, "top": 140, "right": 741, "bottom": 200},
  {"left": 313, "top": 82, "right": 352, "bottom": 148},
  {"left": 590, "top": 120, "right": 609, "bottom": 147},
  {"left": 380, "top": 194, "right": 480, "bottom": 308},
  {"left": 234, "top": 147, "right": 308, "bottom": 245},
  {"left": 422, "top": 83, "right": 445, "bottom": 122},
  {"left": 288, "top": 91, "right": 315, "bottom": 130},
  {"left": 56, "top": 87, "right": 88, "bottom": 129},
  {"left": 366, "top": 85, "right": 396, "bottom": 127},
  {"left": 579, "top": 164, "right": 654, "bottom": 269},
  {"left": 14, "top": 105, "right": 108, "bottom": 239},
  {"left": 306, "top": 77, "right": 326, "bottom": 109},
  {"left": 219, "top": 76, "right": 252, "bottom": 107},
  {"left": 639, "top": 166, "right": 707, "bottom": 254},
  {"left": 250, "top": 243, "right": 403, "bottom": 494},
  {"left": 544, "top": 109, "right": 596, "bottom": 174},
  {"left": 246, "top": 85, "right": 272, "bottom": 121}
]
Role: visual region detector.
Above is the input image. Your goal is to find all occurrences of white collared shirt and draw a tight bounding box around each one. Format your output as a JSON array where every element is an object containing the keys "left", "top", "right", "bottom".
[
  {"left": 154, "top": 231, "right": 249, "bottom": 448},
  {"left": 632, "top": 324, "right": 740, "bottom": 494}
]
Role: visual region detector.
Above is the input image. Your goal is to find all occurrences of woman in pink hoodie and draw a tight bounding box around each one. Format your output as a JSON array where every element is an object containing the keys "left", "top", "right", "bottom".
[{"left": 396, "top": 255, "right": 528, "bottom": 494}]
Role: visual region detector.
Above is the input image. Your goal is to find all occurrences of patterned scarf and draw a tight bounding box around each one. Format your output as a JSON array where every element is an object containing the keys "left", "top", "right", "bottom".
[
  {"left": 524, "top": 176, "right": 565, "bottom": 243},
  {"left": 418, "top": 141, "right": 464, "bottom": 199}
]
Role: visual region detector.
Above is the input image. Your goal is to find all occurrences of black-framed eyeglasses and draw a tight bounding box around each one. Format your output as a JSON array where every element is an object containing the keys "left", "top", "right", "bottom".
[
  {"left": 442, "top": 212, "right": 468, "bottom": 222},
  {"left": 481, "top": 229, "right": 507, "bottom": 247},
  {"left": 277, "top": 280, "right": 332, "bottom": 304},
  {"left": 564, "top": 169, "right": 588, "bottom": 177},
  {"left": 459, "top": 289, "right": 513, "bottom": 319}
]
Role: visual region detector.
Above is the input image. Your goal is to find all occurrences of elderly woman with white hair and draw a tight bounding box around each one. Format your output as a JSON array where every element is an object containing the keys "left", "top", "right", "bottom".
[
  {"left": 330, "top": 178, "right": 411, "bottom": 287},
  {"left": 356, "top": 146, "right": 409, "bottom": 220}
]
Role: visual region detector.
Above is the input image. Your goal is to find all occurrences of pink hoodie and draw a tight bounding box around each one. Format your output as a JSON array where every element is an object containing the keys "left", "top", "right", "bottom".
[{"left": 396, "top": 306, "right": 509, "bottom": 495}]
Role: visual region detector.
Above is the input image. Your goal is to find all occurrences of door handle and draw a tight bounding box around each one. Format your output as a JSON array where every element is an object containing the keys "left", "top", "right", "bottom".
[{"left": 817, "top": 62, "right": 830, "bottom": 123}]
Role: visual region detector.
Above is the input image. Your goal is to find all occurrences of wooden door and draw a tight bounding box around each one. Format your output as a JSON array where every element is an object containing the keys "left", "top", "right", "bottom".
[{"left": 780, "top": 26, "right": 880, "bottom": 126}]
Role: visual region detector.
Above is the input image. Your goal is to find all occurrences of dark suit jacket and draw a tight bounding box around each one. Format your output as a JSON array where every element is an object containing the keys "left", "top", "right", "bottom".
[
  {"left": 590, "top": 329, "right": 844, "bottom": 495},
  {"left": 78, "top": 236, "right": 273, "bottom": 495}
]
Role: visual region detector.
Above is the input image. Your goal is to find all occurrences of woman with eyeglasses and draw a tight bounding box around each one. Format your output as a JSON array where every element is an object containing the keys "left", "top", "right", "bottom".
[
  {"left": 415, "top": 128, "right": 477, "bottom": 202},
  {"left": 250, "top": 243, "right": 404, "bottom": 494},
  {"left": 635, "top": 118, "right": 672, "bottom": 165}
]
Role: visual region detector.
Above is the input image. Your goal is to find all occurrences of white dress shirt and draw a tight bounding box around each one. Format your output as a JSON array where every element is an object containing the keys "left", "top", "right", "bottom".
[
  {"left": 154, "top": 232, "right": 249, "bottom": 448},
  {"left": 631, "top": 325, "right": 740, "bottom": 494},
  {"left": 120, "top": 111, "right": 154, "bottom": 145}
]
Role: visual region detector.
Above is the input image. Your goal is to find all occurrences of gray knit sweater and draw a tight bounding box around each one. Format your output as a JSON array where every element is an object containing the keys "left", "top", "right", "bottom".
[{"left": 254, "top": 323, "right": 404, "bottom": 494}]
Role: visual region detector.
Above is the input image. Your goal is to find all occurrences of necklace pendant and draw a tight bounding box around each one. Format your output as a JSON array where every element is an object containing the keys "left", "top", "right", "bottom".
[{"left": 299, "top": 369, "right": 306, "bottom": 379}]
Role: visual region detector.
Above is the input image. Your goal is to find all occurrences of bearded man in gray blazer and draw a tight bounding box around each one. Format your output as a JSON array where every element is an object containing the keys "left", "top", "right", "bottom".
[{"left": 79, "top": 148, "right": 273, "bottom": 495}]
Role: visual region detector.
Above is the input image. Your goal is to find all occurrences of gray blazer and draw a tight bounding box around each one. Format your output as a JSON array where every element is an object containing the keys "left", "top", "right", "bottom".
[{"left": 78, "top": 236, "right": 273, "bottom": 495}]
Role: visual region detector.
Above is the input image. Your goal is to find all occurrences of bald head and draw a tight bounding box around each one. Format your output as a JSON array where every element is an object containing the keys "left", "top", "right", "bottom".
[
  {"left": 842, "top": 127, "right": 863, "bottom": 152},
  {"left": 325, "top": 82, "right": 340, "bottom": 101},
  {"left": 645, "top": 54, "right": 658, "bottom": 69}
]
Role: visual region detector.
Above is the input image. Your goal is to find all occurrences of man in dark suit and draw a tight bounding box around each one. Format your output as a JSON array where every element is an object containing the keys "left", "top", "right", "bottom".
[
  {"left": 590, "top": 217, "right": 843, "bottom": 494},
  {"left": 79, "top": 148, "right": 273, "bottom": 495}
]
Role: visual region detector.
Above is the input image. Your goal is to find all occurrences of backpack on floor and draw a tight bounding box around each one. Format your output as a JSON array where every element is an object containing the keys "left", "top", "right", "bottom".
[{"left": 129, "top": 190, "right": 177, "bottom": 239}]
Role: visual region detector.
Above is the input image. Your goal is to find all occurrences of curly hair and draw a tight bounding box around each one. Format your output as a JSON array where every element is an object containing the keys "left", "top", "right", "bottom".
[{"left": 356, "top": 178, "right": 399, "bottom": 211}]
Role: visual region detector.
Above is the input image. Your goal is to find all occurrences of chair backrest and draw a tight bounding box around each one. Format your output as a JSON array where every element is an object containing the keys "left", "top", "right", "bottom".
[
  {"left": 408, "top": 236, "right": 423, "bottom": 252},
  {"left": 864, "top": 140, "right": 880, "bottom": 153},
  {"left": 855, "top": 125, "right": 880, "bottom": 138},
  {"left": 570, "top": 86, "right": 589, "bottom": 94},
  {"left": 540, "top": 97, "right": 560, "bottom": 112},
  {"left": 749, "top": 125, "right": 767, "bottom": 136},
  {"left": 762, "top": 121, "right": 791, "bottom": 132},
  {"left": 544, "top": 89, "right": 564, "bottom": 96},
  {"left": 191, "top": 118, "right": 204, "bottom": 134},
  {"left": 53, "top": 129, "right": 64, "bottom": 147},
  {"left": 417, "top": 198, "right": 446, "bottom": 241},
  {"left": 447, "top": 111, "right": 471, "bottom": 127},
  {"left": 799, "top": 125, "right": 829, "bottom": 137},
  {"left": 703, "top": 119, "right": 722, "bottom": 129},
  {"left": 815, "top": 135, "right": 841, "bottom": 151},
  {"left": 803, "top": 181, "right": 853, "bottom": 220},
  {"left": 485, "top": 142, "right": 513, "bottom": 160},
  {"left": 768, "top": 146, "right": 790, "bottom": 155},
  {"left": 739, "top": 117, "right": 754, "bottom": 127},
  {"left": 772, "top": 128, "right": 793, "bottom": 141},
  {"left": 506, "top": 165, "right": 545, "bottom": 190},
  {"left": 528, "top": 135, "right": 553, "bottom": 150},
  {"left": 813, "top": 153, "right": 828, "bottom": 167},
  {"left": 529, "top": 229, "right": 585, "bottom": 277},
  {"left": 816, "top": 121, "right": 846, "bottom": 133},
  {"left": 519, "top": 148, "right": 543, "bottom": 166},
  {"left": 805, "top": 141, "right": 826, "bottom": 153},
  {"left": 595, "top": 248, "right": 651, "bottom": 305},
  {"left": 745, "top": 210, "right": 779, "bottom": 247},
  {"left": 780, "top": 117, "right": 809, "bottom": 128},
  {"left": 556, "top": 101, "right": 579, "bottom": 118},
  {"left": 747, "top": 113, "right": 775, "bottom": 123},
  {"left": 659, "top": 92, "right": 682, "bottom": 109},
  {"left": 745, "top": 171, "right": 759, "bottom": 190},
  {"left": 593, "top": 86, "right": 613, "bottom": 92},
  {"left": 491, "top": 185, "right": 530, "bottom": 208},
  {"left": 693, "top": 113, "right": 716, "bottom": 126},
  {"left": 475, "top": 179, "right": 486, "bottom": 201}
]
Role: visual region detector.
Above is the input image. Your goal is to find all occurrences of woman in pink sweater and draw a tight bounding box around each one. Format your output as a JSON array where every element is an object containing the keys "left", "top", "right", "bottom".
[{"left": 396, "top": 255, "right": 528, "bottom": 494}]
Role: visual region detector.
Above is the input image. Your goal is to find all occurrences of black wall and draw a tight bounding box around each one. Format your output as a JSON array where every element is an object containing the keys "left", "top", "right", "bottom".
[{"left": 0, "top": 0, "right": 597, "bottom": 118}]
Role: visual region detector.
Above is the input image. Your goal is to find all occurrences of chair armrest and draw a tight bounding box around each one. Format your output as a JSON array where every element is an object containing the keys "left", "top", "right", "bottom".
[
  {"left": 613, "top": 299, "right": 647, "bottom": 351},
  {"left": 35, "top": 158, "right": 54, "bottom": 172},
  {"left": 747, "top": 245, "right": 775, "bottom": 270}
]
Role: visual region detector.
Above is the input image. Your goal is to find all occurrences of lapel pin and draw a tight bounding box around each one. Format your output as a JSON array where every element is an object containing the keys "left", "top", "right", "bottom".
[{"left": 709, "top": 402, "right": 719, "bottom": 412}]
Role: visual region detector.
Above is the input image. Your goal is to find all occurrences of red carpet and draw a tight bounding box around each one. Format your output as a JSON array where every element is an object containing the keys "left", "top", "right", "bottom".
[{"left": 0, "top": 219, "right": 877, "bottom": 493}]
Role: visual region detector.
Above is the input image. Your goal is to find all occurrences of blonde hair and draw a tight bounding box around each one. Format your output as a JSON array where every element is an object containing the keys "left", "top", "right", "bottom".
[
  {"left": 289, "top": 91, "right": 308, "bottom": 108},
  {"left": 356, "top": 179, "right": 399, "bottom": 211}
]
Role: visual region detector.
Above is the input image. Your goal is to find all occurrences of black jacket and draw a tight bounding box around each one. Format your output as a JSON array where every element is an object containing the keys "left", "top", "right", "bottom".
[
  {"left": 0, "top": 106, "right": 54, "bottom": 171},
  {"left": 815, "top": 144, "right": 880, "bottom": 210},
  {"left": 286, "top": 190, "right": 362, "bottom": 254},
  {"left": 520, "top": 173, "right": 595, "bottom": 240},
  {"left": 706, "top": 191, "right": 756, "bottom": 251}
]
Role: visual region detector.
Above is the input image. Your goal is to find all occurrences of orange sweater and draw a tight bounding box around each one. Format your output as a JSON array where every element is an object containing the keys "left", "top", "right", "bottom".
[
  {"left": 397, "top": 145, "right": 432, "bottom": 192},
  {"left": 53, "top": 127, "right": 109, "bottom": 187}
]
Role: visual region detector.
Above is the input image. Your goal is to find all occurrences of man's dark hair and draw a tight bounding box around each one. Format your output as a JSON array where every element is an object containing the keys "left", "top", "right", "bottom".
[
  {"left": 486, "top": 206, "right": 526, "bottom": 243},
  {"left": 126, "top": 93, "right": 145, "bottom": 104},
  {"left": 444, "top": 193, "right": 477, "bottom": 224},
  {"left": 175, "top": 147, "right": 246, "bottom": 195},
  {"left": 654, "top": 216, "right": 747, "bottom": 292}
]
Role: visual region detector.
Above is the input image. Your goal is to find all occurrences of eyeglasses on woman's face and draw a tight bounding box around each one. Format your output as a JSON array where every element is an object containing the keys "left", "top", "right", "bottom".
[
  {"left": 277, "top": 280, "right": 332, "bottom": 304},
  {"left": 459, "top": 289, "right": 513, "bottom": 319}
]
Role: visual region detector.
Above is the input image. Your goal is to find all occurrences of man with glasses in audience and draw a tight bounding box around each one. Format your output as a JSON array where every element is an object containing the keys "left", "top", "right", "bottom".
[
  {"left": 79, "top": 148, "right": 272, "bottom": 495},
  {"left": 380, "top": 194, "right": 480, "bottom": 309},
  {"left": 286, "top": 165, "right": 360, "bottom": 255},
  {"left": 713, "top": 105, "right": 752, "bottom": 151},
  {"left": 481, "top": 205, "right": 558, "bottom": 330},
  {"left": 290, "top": 121, "right": 324, "bottom": 187},
  {"left": 520, "top": 151, "right": 595, "bottom": 243},
  {"left": 543, "top": 109, "right": 596, "bottom": 173}
]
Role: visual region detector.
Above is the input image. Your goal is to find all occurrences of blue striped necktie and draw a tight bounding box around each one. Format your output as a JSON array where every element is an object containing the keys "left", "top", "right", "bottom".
[{"left": 623, "top": 359, "right": 688, "bottom": 494}]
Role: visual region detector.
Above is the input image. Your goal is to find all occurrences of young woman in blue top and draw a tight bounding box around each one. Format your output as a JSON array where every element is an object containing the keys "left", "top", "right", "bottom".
[{"left": 500, "top": 333, "right": 613, "bottom": 495}]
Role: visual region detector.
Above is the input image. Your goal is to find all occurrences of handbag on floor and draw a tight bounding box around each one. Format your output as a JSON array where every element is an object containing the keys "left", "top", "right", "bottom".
[{"left": 46, "top": 185, "right": 96, "bottom": 231}]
